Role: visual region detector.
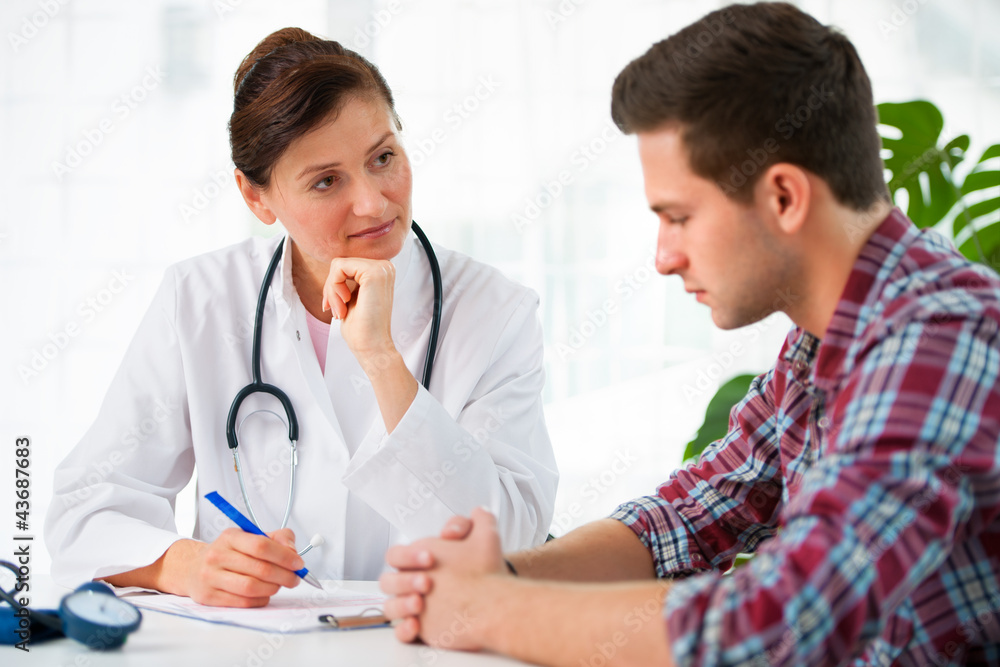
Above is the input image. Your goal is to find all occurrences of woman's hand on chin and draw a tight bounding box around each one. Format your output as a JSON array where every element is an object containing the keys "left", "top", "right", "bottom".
[{"left": 323, "top": 257, "right": 397, "bottom": 361}]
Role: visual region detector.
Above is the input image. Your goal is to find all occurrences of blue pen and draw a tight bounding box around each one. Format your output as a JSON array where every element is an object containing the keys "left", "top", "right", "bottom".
[{"left": 205, "top": 491, "right": 324, "bottom": 590}]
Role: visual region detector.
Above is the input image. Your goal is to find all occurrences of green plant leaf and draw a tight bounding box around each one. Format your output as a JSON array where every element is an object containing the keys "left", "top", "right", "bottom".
[
  {"left": 953, "top": 144, "right": 1000, "bottom": 241},
  {"left": 877, "top": 101, "right": 966, "bottom": 228},
  {"left": 959, "top": 220, "right": 1000, "bottom": 273},
  {"left": 979, "top": 145, "right": 1000, "bottom": 162},
  {"left": 683, "top": 374, "right": 756, "bottom": 464},
  {"left": 961, "top": 170, "right": 1000, "bottom": 195}
]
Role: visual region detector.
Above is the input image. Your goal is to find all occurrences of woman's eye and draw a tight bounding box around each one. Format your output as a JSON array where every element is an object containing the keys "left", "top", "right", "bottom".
[
  {"left": 669, "top": 216, "right": 689, "bottom": 225},
  {"left": 314, "top": 175, "right": 337, "bottom": 191},
  {"left": 373, "top": 150, "right": 394, "bottom": 167}
]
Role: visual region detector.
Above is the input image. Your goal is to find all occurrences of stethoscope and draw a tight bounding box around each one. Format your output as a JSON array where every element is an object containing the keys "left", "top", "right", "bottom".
[{"left": 224, "top": 221, "right": 442, "bottom": 553}]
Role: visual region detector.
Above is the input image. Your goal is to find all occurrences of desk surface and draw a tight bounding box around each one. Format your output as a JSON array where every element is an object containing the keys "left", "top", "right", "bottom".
[{"left": 17, "top": 576, "right": 527, "bottom": 666}]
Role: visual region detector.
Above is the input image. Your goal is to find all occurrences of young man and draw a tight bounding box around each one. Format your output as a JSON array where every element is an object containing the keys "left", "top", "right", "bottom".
[{"left": 379, "top": 3, "right": 1000, "bottom": 665}]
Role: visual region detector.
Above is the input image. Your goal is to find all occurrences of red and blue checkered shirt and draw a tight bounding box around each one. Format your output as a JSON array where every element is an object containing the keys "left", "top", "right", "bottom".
[{"left": 612, "top": 208, "right": 1000, "bottom": 665}]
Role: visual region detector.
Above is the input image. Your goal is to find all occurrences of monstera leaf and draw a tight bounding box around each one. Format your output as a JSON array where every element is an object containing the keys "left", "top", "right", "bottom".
[
  {"left": 954, "top": 144, "right": 1000, "bottom": 269},
  {"left": 878, "top": 100, "right": 1000, "bottom": 269},
  {"left": 877, "top": 100, "right": 968, "bottom": 229}
]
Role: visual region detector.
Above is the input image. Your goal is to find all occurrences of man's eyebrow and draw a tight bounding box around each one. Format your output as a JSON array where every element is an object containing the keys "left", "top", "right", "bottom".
[
  {"left": 650, "top": 201, "right": 681, "bottom": 214},
  {"left": 296, "top": 131, "right": 394, "bottom": 180}
]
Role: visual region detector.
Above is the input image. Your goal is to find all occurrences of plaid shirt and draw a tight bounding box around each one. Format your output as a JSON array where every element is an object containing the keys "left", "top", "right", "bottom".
[{"left": 612, "top": 209, "right": 1000, "bottom": 666}]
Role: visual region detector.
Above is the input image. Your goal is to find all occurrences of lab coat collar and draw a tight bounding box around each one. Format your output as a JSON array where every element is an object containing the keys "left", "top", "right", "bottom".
[
  {"left": 266, "top": 226, "right": 421, "bottom": 447},
  {"left": 272, "top": 225, "right": 418, "bottom": 310}
]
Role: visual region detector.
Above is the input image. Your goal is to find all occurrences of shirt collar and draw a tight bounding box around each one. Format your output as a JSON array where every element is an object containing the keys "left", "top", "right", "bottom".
[{"left": 808, "top": 207, "right": 918, "bottom": 391}]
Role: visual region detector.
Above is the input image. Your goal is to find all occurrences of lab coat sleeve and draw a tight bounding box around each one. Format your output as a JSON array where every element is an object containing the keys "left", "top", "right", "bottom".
[
  {"left": 44, "top": 268, "right": 195, "bottom": 587},
  {"left": 342, "top": 291, "right": 558, "bottom": 550}
]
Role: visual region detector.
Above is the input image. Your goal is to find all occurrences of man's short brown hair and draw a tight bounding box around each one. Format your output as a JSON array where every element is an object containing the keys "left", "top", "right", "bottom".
[{"left": 611, "top": 2, "right": 890, "bottom": 210}]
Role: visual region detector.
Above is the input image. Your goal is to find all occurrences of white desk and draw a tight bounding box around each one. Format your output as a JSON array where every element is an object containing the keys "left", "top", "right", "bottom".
[{"left": 16, "top": 576, "right": 528, "bottom": 666}]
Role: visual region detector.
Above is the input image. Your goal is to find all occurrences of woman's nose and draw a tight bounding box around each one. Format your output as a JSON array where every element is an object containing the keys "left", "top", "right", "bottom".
[{"left": 351, "top": 175, "right": 388, "bottom": 218}]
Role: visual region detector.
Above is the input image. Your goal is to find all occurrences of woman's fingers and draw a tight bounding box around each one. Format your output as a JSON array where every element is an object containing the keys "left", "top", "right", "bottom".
[
  {"left": 193, "top": 528, "right": 305, "bottom": 601},
  {"left": 323, "top": 258, "right": 395, "bottom": 330}
]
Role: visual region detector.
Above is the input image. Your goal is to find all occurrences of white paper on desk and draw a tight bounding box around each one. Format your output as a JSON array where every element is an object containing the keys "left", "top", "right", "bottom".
[{"left": 120, "top": 581, "right": 386, "bottom": 633}]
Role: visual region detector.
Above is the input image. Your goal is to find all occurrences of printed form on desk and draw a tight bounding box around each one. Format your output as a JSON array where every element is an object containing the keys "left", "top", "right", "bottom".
[{"left": 119, "top": 582, "right": 386, "bottom": 633}]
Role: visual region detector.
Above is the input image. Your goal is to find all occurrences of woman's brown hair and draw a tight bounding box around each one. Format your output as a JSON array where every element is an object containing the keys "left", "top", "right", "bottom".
[{"left": 229, "top": 27, "right": 401, "bottom": 189}]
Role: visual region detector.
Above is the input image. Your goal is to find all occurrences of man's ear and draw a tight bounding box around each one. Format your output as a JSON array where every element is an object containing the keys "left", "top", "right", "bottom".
[
  {"left": 235, "top": 169, "right": 277, "bottom": 225},
  {"left": 755, "top": 163, "right": 810, "bottom": 235}
]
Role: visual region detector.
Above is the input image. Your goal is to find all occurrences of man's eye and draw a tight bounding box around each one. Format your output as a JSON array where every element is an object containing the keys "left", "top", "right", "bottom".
[{"left": 669, "top": 216, "right": 689, "bottom": 225}]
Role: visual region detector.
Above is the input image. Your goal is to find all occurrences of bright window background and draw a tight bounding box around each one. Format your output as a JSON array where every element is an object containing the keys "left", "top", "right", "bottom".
[{"left": 1, "top": 0, "right": 997, "bottom": 575}]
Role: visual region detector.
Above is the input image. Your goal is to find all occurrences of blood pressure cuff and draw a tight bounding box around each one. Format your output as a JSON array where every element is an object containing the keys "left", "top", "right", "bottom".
[{"left": 1, "top": 606, "right": 63, "bottom": 646}]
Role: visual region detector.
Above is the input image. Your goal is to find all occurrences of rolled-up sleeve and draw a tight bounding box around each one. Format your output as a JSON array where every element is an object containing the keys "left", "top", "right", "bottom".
[{"left": 611, "top": 369, "right": 785, "bottom": 578}]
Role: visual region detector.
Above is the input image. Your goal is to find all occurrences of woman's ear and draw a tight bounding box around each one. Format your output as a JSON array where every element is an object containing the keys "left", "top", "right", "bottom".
[
  {"left": 754, "top": 163, "right": 810, "bottom": 236},
  {"left": 235, "top": 169, "right": 277, "bottom": 225}
]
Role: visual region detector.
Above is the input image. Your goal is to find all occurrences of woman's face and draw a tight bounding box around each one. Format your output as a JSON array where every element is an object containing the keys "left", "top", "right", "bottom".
[{"left": 244, "top": 94, "right": 413, "bottom": 265}]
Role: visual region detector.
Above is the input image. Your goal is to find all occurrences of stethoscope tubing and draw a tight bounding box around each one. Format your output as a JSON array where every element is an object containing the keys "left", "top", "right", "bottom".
[{"left": 224, "top": 221, "right": 442, "bottom": 534}]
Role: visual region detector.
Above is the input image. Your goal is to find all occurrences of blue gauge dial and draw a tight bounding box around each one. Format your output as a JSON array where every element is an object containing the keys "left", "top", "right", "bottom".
[{"left": 58, "top": 582, "right": 142, "bottom": 649}]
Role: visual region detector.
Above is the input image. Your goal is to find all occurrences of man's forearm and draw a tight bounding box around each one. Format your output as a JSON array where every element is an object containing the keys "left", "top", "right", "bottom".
[
  {"left": 463, "top": 576, "right": 674, "bottom": 667},
  {"left": 508, "top": 519, "right": 656, "bottom": 582}
]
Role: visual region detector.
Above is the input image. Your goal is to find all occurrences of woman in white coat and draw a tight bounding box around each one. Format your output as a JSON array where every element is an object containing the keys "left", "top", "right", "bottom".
[{"left": 45, "top": 27, "right": 558, "bottom": 607}]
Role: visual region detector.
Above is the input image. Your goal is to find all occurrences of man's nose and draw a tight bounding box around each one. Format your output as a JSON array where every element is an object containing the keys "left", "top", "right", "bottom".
[{"left": 655, "top": 226, "right": 687, "bottom": 275}]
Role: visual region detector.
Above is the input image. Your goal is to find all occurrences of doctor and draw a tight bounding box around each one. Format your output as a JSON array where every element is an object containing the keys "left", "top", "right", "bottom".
[{"left": 45, "top": 27, "right": 558, "bottom": 607}]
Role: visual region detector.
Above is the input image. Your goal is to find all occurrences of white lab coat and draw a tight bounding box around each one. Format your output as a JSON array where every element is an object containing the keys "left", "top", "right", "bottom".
[{"left": 45, "top": 230, "right": 558, "bottom": 585}]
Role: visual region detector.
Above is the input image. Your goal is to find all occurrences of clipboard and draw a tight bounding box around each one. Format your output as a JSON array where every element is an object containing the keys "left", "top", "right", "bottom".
[{"left": 318, "top": 607, "right": 392, "bottom": 630}]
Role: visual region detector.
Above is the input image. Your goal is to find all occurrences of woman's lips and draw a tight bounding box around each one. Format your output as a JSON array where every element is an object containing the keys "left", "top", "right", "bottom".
[{"left": 350, "top": 219, "right": 395, "bottom": 239}]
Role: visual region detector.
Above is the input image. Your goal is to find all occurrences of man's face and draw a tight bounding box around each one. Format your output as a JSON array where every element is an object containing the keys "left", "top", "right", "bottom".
[{"left": 638, "top": 126, "right": 796, "bottom": 330}]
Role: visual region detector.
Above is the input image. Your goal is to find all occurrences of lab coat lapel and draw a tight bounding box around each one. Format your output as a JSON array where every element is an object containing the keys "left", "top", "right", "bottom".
[{"left": 273, "top": 235, "right": 349, "bottom": 448}]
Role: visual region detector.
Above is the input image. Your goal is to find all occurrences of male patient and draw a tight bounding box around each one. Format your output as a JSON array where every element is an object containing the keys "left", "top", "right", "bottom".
[{"left": 380, "top": 3, "right": 1000, "bottom": 665}]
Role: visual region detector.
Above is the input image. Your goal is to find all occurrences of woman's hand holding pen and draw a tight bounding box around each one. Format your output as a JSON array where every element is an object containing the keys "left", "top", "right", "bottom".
[
  {"left": 322, "top": 257, "right": 418, "bottom": 433},
  {"left": 171, "top": 530, "right": 304, "bottom": 608},
  {"left": 102, "top": 530, "right": 306, "bottom": 607}
]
